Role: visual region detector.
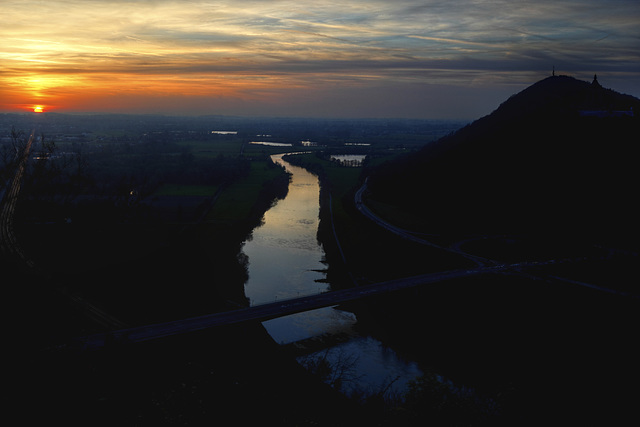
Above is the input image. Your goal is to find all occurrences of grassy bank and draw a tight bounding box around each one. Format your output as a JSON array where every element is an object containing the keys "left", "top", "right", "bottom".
[
  {"left": 15, "top": 154, "right": 290, "bottom": 333},
  {"left": 283, "top": 152, "right": 469, "bottom": 288},
  {"left": 281, "top": 151, "right": 639, "bottom": 425},
  {"left": 204, "top": 159, "right": 288, "bottom": 225}
]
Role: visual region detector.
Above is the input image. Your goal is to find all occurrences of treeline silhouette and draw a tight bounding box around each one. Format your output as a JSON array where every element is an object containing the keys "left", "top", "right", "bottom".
[{"left": 9, "top": 136, "right": 250, "bottom": 224}]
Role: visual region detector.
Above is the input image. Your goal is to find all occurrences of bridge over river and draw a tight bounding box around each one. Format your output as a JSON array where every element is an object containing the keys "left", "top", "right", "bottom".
[{"left": 70, "top": 260, "right": 558, "bottom": 351}]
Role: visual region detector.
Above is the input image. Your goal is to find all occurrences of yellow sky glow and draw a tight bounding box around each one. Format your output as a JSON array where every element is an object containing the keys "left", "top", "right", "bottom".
[{"left": 1, "top": 0, "right": 638, "bottom": 118}]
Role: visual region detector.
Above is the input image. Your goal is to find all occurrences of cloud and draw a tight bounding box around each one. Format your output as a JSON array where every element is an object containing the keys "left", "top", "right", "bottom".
[{"left": 1, "top": 0, "right": 639, "bottom": 117}]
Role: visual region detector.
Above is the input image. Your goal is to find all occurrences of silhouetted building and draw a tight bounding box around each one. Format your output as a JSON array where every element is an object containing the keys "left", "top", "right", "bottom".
[{"left": 592, "top": 74, "right": 602, "bottom": 88}]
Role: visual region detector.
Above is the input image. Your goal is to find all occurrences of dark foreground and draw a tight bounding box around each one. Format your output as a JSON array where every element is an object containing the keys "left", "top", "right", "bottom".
[{"left": 13, "top": 252, "right": 638, "bottom": 427}]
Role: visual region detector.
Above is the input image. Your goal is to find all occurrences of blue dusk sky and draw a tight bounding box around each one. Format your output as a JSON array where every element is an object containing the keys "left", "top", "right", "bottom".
[{"left": 1, "top": 0, "right": 639, "bottom": 119}]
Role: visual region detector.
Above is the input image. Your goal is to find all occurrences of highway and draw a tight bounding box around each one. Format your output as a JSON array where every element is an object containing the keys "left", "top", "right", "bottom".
[
  {"left": 1, "top": 129, "right": 35, "bottom": 265},
  {"left": 0, "top": 129, "right": 133, "bottom": 331},
  {"left": 72, "top": 260, "right": 546, "bottom": 351}
]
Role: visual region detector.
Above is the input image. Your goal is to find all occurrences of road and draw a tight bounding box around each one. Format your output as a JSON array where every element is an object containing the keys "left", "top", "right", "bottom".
[
  {"left": 1, "top": 129, "right": 35, "bottom": 265},
  {"left": 354, "top": 179, "right": 491, "bottom": 266},
  {"left": 1, "top": 130, "right": 129, "bottom": 331},
  {"left": 72, "top": 260, "right": 551, "bottom": 351},
  {"left": 354, "top": 179, "right": 638, "bottom": 299},
  {"left": 67, "top": 176, "right": 599, "bottom": 351},
  {"left": 45, "top": 162, "right": 636, "bottom": 352}
]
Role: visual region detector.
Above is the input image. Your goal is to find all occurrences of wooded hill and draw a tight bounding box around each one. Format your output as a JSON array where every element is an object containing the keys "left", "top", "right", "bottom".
[{"left": 368, "top": 75, "right": 640, "bottom": 241}]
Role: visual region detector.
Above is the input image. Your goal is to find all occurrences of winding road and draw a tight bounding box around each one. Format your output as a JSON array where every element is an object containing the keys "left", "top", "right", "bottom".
[
  {"left": 48, "top": 163, "right": 636, "bottom": 352},
  {"left": 354, "top": 179, "right": 492, "bottom": 266}
]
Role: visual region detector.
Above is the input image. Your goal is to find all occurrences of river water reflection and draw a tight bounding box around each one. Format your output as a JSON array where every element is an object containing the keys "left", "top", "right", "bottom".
[{"left": 241, "top": 154, "right": 422, "bottom": 397}]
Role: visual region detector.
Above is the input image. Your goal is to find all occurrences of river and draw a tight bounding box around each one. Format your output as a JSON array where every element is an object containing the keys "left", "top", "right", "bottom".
[{"left": 241, "top": 154, "right": 422, "bottom": 398}]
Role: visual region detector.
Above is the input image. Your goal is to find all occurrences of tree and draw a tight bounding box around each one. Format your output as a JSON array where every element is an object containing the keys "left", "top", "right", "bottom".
[{"left": 299, "top": 348, "right": 361, "bottom": 393}]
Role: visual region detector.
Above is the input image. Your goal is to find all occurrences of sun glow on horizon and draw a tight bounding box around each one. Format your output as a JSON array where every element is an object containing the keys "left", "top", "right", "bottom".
[
  {"left": 1, "top": 0, "right": 639, "bottom": 118},
  {"left": 33, "top": 105, "right": 45, "bottom": 113}
]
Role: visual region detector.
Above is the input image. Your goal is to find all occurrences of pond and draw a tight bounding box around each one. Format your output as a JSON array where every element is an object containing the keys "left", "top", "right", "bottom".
[{"left": 249, "top": 141, "right": 293, "bottom": 147}]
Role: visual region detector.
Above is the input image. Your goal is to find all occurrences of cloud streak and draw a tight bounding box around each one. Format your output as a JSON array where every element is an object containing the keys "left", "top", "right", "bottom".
[{"left": 1, "top": 0, "right": 639, "bottom": 118}]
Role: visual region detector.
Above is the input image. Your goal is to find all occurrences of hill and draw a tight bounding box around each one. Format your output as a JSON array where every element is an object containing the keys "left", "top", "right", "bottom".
[{"left": 368, "top": 75, "right": 639, "bottom": 241}]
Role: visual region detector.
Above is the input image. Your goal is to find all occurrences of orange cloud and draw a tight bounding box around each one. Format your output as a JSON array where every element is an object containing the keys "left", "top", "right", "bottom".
[{"left": 1, "top": 0, "right": 638, "bottom": 117}]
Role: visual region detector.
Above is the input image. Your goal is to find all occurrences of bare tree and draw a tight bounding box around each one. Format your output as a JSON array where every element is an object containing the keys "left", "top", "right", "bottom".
[{"left": 299, "top": 348, "right": 362, "bottom": 392}]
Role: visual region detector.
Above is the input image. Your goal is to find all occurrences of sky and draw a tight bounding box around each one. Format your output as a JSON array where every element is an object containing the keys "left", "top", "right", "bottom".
[{"left": 1, "top": 0, "right": 639, "bottom": 119}]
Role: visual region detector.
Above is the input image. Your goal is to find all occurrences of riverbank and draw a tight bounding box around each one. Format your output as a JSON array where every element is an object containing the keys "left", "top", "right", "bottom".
[
  {"left": 282, "top": 152, "right": 470, "bottom": 287},
  {"left": 23, "top": 321, "right": 358, "bottom": 426},
  {"left": 281, "top": 152, "right": 639, "bottom": 425},
  {"left": 17, "top": 154, "right": 362, "bottom": 425},
  {"left": 17, "top": 149, "right": 637, "bottom": 426},
  {"left": 16, "top": 155, "right": 291, "bottom": 329}
]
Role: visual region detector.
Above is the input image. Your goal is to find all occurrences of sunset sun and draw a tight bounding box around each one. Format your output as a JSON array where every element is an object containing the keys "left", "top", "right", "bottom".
[{"left": 33, "top": 105, "right": 44, "bottom": 113}]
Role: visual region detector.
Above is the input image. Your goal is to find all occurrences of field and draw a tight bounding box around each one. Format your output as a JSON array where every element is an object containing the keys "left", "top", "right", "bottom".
[
  {"left": 205, "top": 160, "right": 288, "bottom": 224},
  {"left": 282, "top": 152, "right": 467, "bottom": 289},
  {"left": 154, "top": 183, "right": 219, "bottom": 197}
]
